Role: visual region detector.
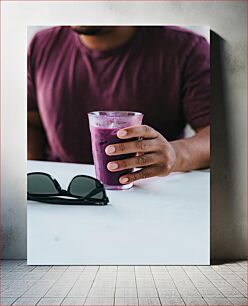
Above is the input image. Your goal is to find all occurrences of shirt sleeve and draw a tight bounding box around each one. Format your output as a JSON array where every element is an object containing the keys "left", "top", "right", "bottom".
[
  {"left": 181, "top": 35, "right": 210, "bottom": 130},
  {"left": 27, "top": 35, "right": 38, "bottom": 112}
]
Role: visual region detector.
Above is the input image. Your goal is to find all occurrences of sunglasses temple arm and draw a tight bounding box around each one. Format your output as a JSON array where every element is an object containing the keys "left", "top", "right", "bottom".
[{"left": 28, "top": 195, "right": 107, "bottom": 205}]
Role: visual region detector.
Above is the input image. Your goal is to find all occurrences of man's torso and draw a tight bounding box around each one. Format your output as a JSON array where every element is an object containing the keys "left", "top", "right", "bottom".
[{"left": 28, "top": 26, "right": 208, "bottom": 163}]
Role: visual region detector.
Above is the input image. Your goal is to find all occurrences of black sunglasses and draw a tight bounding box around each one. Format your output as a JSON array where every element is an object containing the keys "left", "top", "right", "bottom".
[{"left": 27, "top": 172, "right": 109, "bottom": 205}]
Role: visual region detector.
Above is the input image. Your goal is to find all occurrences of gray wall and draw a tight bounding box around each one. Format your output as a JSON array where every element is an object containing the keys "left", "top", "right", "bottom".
[{"left": 1, "top": 1, "right": 246, "bottom": 260}]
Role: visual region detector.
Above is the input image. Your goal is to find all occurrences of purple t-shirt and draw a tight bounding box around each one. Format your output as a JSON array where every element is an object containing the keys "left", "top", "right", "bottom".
[{"left": 28, "top": 26, "right": 210, "bottom": 164}]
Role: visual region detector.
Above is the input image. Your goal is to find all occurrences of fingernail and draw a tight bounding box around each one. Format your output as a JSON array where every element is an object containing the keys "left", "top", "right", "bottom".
[
  {"left": 117, "top": 130, "right": 127, "bottom": 137},
  {"left": 120, "top": 177, "right": 129, "bottom": 184},
  {"left": 108, "top": 162, "right": 118, "bottom": 170},
  {"left": 105, "top": 146, "right": 115, "bottom": 154}
]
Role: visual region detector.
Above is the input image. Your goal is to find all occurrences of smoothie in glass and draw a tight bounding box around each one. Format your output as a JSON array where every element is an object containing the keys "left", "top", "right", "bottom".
[{"left": 88, "top": 111, "right": 143, "bottom": 190}]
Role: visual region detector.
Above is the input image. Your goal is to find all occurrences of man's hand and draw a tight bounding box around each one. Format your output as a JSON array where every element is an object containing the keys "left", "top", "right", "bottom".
[
  {"left": 105, "top": 124, "right": 210, "bottom": 185},
  {"left": 105, "top": 125, "right": 177, "bottom": 185}
]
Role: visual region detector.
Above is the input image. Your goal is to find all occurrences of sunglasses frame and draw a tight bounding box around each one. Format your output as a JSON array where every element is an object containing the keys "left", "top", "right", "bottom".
[{"left": 27, "top": 172, "right": 109, "bottom": 205}]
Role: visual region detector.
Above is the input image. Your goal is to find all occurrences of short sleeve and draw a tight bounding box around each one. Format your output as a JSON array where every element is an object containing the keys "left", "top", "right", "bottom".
[
  {"left": 27, "top": 35, "right": 38, "bottom": 112},
  {"left": 181, "top": 35, "right": 210, "bottom": 130}
]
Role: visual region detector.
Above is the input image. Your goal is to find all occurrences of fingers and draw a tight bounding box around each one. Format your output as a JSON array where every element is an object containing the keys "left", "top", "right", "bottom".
[
  {"left": 117, "top": 125, "right": 158, "bottom": 140},
  {"left": 105, "top": 139, "right": 158, "bottom": 156},
  {"left": 107, "top": 153, "right": 157, "bottom": 172},
  {"left": 119, "top": 166, "right": 162, "bottom": 184},
  {"left": 104, "top": 125, "right": 176, "bottom": 184}
]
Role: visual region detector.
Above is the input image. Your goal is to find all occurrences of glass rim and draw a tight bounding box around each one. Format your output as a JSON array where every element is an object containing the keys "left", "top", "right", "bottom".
[{"left": 88, "top": 111, "right": 143, "bottom": 118}]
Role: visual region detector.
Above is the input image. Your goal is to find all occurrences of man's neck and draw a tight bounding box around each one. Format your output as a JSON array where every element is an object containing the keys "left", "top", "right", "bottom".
[{"left": 79, "top": 27, "right": 137, "bottom": 52}]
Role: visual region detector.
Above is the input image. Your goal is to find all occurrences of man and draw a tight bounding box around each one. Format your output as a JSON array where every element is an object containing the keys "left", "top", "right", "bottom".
[{"left": 28, "top": 26, "right": 210, "bottom": 186}]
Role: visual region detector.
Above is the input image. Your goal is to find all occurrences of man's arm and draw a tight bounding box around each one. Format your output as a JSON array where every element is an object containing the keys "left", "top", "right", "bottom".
[
  {"left": 170, "top": 125, "right": 210, "bottom": 172},
  {"left": 28, "top": 111, "right": 47, "bottom": 160},
  {"left": 104, "top": 124, "right": 210, "bottom": 185}
]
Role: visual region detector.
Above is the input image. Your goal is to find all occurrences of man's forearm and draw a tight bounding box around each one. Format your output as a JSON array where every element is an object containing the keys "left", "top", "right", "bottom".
[
  {"left": 28, "top": 111, "right": 47, "bottom": 160},
  {"left": 28, "top": 124, "right": 47, "bottom": 160},
  {"left": 171, "top": 126, "right": 210, "bottom": 172}
]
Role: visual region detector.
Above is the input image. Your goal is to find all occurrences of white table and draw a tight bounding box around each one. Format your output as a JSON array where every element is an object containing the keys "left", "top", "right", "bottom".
[{"left": 27, "top": 160, "right": 210, "bottom": 265}]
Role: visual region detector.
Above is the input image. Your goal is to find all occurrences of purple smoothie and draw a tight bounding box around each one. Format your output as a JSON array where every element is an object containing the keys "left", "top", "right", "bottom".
[
  {"left": 88, "top": 111, "right": 143, "bottom": 190},
  {"left": 90, "top": 126, "right": 134, "bottom": 187}
]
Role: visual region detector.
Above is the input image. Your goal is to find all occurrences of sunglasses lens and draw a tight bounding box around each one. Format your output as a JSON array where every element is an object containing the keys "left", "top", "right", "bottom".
[
  {"left": 69, "top": 177, "right": 105, "bottom": 200},
  {"left": 27, "top": 173, "right": 59, "bottom": 195}
]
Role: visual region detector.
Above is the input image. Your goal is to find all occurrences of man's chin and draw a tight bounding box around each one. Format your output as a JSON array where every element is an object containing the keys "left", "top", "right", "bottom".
[{"left": 71, "top": 26, "right": 104, "bottom": 36}]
